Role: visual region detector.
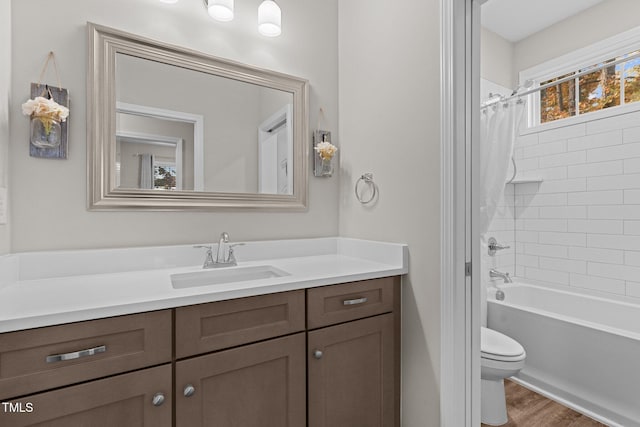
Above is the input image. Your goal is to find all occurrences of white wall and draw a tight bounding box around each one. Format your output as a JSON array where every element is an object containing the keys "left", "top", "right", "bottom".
[
  {"left": 514, "top": 0, "right": 640, "bottom": 81},
  {"left": 513, "top": 109, "right": 640, "bottom": 301},
  {"left": 481, "top": 27, "right": 514, "bottom": 89},
  {"left": 10, "top": 0, "right": 339, "bottom": 252},
  {"left": 483, "top": 184, "right": 515, "bottom": 320},
  {"left": 338, "top": 0, "right": 440, "bottom": 425},
  {"left": 0, "top": 1, "right": 10, "bottom": 255}
]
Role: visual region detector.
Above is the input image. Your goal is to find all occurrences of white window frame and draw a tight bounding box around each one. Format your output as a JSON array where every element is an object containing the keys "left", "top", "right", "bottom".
[{"left": 520, "top": 25, "right": 640, "bottom": 131}]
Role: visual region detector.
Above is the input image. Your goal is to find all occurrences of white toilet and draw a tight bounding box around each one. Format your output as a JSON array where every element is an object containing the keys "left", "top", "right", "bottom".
[{"left": 481, "top": 327, "right": 526, "bottom": 426}]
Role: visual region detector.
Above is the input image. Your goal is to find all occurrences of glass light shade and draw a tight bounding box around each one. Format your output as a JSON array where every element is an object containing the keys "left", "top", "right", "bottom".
[
  {"left": 208, "top": 0, "right": 234, "bottom": 22},
  {"left": 258, "top": 0, "right": 281, "bottom": 37}
]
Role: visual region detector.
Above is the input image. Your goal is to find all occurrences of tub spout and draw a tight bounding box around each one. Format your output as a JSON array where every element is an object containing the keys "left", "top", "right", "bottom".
[{"left": 490, "top": 268, "right": 513, "bottom": 284}]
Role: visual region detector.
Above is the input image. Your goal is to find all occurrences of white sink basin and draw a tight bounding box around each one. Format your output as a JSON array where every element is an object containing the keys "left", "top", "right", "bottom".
[{"left": 171, "top": 265, "right": 290, "bottom": 289}]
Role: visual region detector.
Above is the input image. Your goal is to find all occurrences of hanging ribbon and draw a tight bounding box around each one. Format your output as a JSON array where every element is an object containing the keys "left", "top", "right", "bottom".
[
  {"left": 37, "top": 51, "right": 63, "bottom": 99},
  {"left": 317, "top": 107, "right": 328, "bottom": 131}
]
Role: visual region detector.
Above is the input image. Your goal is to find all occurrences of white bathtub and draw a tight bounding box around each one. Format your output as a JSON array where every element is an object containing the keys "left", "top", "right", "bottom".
[{"left": 488, "top": 282, "right": 640, "bottom": 427}]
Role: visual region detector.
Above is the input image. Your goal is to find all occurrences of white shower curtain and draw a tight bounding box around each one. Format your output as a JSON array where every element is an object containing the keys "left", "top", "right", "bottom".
[
  {"left": 479, "top": 99, "right": 526, "bottom": 236},
  {"left": 139, "top": 153, "right": 154, "bottom": 190},
  {"left": 479, "top": 98, "right": 526, "bottom": 328}
]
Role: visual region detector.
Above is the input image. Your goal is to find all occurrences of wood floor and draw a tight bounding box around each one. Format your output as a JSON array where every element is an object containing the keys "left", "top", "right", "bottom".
[{"left": 481, "top": 380, "right": 606, "bottom": 427}]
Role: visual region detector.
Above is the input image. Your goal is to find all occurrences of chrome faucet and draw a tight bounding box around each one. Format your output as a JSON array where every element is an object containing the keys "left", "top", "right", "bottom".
[
  {"left": 489, "top": 268, "right": 513, "bottom": 284},
  {"left": 194, "top": 232, "right": 243, "bottom": 269},
  {"left": 216, "top": 232, "right": 231, "bottom": 264}
]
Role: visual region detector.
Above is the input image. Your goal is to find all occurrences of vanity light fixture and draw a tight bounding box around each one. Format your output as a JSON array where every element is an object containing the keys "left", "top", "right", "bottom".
[
  {"left": 258, "top": 0, "right": 281, "bottom": 37},
  {"left": 205, "top": 0, "right": 235, "bottom": 22},
  {"left": 163, "top": 0, "right": 280, "bottom": 36}
]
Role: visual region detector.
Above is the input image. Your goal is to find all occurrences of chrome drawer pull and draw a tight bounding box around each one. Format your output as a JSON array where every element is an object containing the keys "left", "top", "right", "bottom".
[
  {"left": 46, "top": 345, "right": 107, "bottom": 363},
  {"left": 343, "top": 297, "right": 368, "bottom": 306}
]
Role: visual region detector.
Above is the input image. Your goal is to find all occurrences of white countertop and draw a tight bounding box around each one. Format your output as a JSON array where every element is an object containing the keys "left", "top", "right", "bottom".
[{"left": 0, "top": 238, "right": 408, "bottom": 333}]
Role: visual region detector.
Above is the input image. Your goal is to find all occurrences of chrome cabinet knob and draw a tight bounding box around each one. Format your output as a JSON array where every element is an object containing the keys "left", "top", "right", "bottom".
[
  {"left": 152, "top": 392, "right": 165, "bottom": 407},
  {"left": 184, "top": 384, "right": 196, "bottom": 397},
  {"left": 313, "top": 350, "right": 323, "bottom": 359}
]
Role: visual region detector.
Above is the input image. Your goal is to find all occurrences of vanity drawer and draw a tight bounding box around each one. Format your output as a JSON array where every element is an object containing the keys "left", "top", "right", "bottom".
[
  {"left": 0, "top": 310, "right": 171, "bottom": 400},
  {"left": 175, "top": 290, "right": 305, "bottom": 358},
  {"left": 307, "top": 277, "right": 395, "bottom": 329}
]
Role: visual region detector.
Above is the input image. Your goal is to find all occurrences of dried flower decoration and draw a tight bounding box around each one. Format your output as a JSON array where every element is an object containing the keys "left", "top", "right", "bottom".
[
  {"left": 22, "top": 96, "right": 69, "bottom": 137},
  {"left": 314, "top": 141, "right": 338, "bottom": 161},
  {"left": 22, "top": 96, "right": 69, "bottom": 122}
]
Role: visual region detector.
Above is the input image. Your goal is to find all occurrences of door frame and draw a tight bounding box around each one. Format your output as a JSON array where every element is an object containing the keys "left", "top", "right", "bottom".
[
  {"left": 440, "top": 0, "right": 482, "bottom": 425},
  {"left": 258, "top": 104, "right": 293, "bottom": 194}
]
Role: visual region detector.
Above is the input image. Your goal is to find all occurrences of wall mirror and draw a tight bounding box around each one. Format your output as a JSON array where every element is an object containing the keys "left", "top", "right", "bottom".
[{"left": 88, "top": 23, "right": 308, "bottom": 210}]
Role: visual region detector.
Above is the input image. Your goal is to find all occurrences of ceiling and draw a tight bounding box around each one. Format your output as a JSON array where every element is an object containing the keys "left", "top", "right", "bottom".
[{"left": 481, "top": 0, "right": 605, "bottom": 43}]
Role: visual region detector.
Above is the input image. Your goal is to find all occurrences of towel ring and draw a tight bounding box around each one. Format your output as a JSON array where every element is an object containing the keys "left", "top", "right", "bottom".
[{"left": 355, "top": 173, "right": 377, "bottom": 204}]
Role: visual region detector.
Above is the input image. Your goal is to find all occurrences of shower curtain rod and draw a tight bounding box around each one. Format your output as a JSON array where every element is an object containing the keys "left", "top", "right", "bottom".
[{"left": 481, "top": 50, "right": 640, "bottom": 109}]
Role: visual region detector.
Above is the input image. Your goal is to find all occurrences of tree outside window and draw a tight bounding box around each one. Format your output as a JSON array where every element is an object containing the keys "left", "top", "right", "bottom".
[
  {"left": 154, "top": 164, "right": 177, "bottom": 190},
  {"left": 540, "top": 51, "right": 640, "bottom": 124}
]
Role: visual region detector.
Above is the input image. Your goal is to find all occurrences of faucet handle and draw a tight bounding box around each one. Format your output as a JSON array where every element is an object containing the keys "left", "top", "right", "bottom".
[
  {"left": 227, "top": 243, "right": 244, "bottom": 264},
  {"left": 488, "top": 237, "right": 510, "bottom": 256},
  {"left": 194, "top": 245, "right": 215, "bottom": 268},
  {"left": 193, "top": 244, "right": 213, "bottom": 255}
]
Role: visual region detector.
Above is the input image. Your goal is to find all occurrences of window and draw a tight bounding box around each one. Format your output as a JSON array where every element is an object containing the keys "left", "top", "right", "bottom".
[
  {"left": 154, "top": 162, "right": 177, "bottom": 190},
  {"left": 521, "top": 26, "right": 640, "bottom": 128},
  {"left": 539, "top": 52, "right": 640, "bottom": 124}
]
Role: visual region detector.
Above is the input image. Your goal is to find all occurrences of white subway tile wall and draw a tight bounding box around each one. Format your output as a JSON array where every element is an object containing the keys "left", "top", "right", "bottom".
[
  {"left": 484, "top": 181, "right": 515, "bottom": 285},
  {"left": 512, "top": 110, "right": 640, "bottom": 299}
]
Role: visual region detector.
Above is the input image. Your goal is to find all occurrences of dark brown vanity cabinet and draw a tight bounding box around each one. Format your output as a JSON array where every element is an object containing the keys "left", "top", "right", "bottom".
[
  {"left": 0, "top": 365, "right": 172, "bottom": 427},
  {"left": 0, "top": 311, "right": 173, "bottom": 427},
  {"left": 307, "top": 277, "right": 400, "bottom": 427},
  {"left": 175, "top": 333, "right": 306, "bottom": 427},
  {"left": 174, "top": 290, "right": 307, "bottom": 427},
  {"left": 308, "top": 315, "right": 395, "bottom": 427},
  {"left": 0, "top": 277, "right": 400, "bottom": 427}
]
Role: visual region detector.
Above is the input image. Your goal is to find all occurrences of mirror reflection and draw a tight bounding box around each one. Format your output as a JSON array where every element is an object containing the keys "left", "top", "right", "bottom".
[
  {"left": 115, "top": 53, "right": 294, "bottom": 195},
  {"left": 116, "top": 110, "right": 199, "bottom": 191}
]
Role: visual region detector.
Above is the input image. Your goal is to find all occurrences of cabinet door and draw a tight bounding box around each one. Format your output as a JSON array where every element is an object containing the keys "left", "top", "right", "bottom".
[
  {"left": 0, "top": 364, "right": 171, "bottom": 427},
  {"left": 308, "top": 313, "right": 395, "bottom": 427},
  {"left": 176, "top": 333, "right": 306, "bottom": 427}
]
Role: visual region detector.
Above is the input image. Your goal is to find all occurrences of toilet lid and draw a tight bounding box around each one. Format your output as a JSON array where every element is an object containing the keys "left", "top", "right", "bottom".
[{"left": 481, "top": 327, "right": 525, "bottom": 361}]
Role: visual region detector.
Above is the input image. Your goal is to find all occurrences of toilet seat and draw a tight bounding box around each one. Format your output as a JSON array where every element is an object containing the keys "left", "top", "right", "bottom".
[{"left": 481, "top": 327, "right": 526, "bottom": 362}]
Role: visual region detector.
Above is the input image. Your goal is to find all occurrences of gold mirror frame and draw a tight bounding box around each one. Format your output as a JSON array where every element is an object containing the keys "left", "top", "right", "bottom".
[{"left": 87, "top": 23, "right": 309, "bottom": 210}]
